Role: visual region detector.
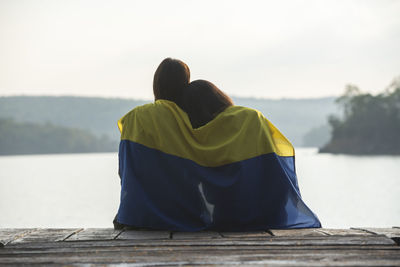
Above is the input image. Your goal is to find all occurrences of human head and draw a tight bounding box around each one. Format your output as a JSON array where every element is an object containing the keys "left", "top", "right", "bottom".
[
  {"left": 182, "top": 79, "right": 233, "bottom": 128},
  {"left": 153, "top": 58, "right": 190, "bottom": 107}
]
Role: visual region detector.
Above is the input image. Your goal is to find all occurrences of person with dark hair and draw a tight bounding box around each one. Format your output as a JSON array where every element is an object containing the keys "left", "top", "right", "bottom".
[
  {"left": 182, "top": 80, "right": 233, "bottom": 128},
  {"left": 153, "top": 57, "right": 190, "bottom": 109},
  {"left": 114, "top": 57, "right": 191, "bottom": 229}
]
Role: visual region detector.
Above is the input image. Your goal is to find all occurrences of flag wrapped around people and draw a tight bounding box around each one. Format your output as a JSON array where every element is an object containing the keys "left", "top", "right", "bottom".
[{"left": 116, "top": 99, "right": 321, "bottom": 231}]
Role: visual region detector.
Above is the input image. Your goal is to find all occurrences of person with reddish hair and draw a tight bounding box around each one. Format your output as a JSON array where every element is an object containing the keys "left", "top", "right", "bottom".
[{"left": 182, "top": 79, "right": 233, "bottom": 129}]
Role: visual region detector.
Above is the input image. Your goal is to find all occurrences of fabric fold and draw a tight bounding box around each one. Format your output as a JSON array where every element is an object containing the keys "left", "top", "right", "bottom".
[{"left": 117, "top": 100, "right": 321, "bottom": 231}]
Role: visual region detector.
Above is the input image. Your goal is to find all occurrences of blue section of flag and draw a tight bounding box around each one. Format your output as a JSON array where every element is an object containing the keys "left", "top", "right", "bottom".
[{"left": 117, "top": 140, "right": 321, "bottom": 231}]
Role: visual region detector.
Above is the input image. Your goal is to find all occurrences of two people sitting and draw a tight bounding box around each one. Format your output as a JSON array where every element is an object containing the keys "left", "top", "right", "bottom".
[{"left": 114, "top": 58, "right": 321, "bottom": 231}]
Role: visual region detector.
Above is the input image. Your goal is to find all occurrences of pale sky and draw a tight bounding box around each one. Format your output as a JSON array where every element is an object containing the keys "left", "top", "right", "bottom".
[{"left": 0, "top": 0, "right": 399, "bottom": 99}]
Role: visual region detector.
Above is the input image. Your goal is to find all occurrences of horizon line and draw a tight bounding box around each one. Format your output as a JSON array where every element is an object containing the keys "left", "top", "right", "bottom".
[{"left": 0, "top": 93, "right": 339, "bottom": 101}]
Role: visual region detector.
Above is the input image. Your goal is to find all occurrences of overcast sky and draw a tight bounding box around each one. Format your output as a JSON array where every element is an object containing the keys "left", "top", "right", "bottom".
[{"left": 0, "top": 0, "right": 399, "bottom": 99}]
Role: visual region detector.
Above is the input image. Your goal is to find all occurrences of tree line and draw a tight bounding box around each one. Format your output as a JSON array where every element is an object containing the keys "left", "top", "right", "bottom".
[
  {"left": 0, "top": 118, "right": 118, "bottom": 155},
  {"left": 320, "top": 77, "right": 400, "bottom": 155},
  {"left": 0, "top": 95, "right": 337, "bottom": 147}
]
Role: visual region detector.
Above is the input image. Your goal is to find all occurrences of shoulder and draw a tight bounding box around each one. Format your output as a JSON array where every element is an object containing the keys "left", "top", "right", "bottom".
[
  {"left": 200, "top": 105, "right": 269, "bottom": 135},
  {"left": 118, "top": 102, "right": 155, "bottom": 132},
  {"left": 123, "top": 102, "right": 156, "bottom": 117},
  {"left": 120, "top": 101, "right": 174, "bottom": 121},
  {"left": 222, "top": 105, "right": 267, "bottom": 122},
  {"left": 118, "top": 100, "right": 187, "bottom": 132},
  {"left": 229, "top": 105, "right": 294, "bottom": 156},
  {"left": 119, "top": 101, "right": 151, "bottom": 118}
]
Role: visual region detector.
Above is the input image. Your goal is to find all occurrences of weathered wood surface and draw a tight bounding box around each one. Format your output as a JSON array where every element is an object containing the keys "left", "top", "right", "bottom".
[
  {"left": 4, "top": 228, "right": 82, "bottom": 245},
  {"left": 317, "top": 228, "right": 373, "bottom": 236},
  {"left": 172, "top": 231, "right": 222, "bottom": 239},
  {"left": 66, "top": 228, "right": 122, "bottom": 241},
  {"left": 269, "top": 228, "right": 327, "bottom": 236},
  {"left": 353, "top": 227, "right": 400, "bottom": 245},
  {"left": 220, "top": 231, "right": 271, "bottom": 238},
  {"left": 352, "top": 227, "right": 400, "bottom": 238},
  {"left": 0, "top": 229, "right": 36, "bottom": 247},
  {"left": 0, "top": 228, "right": 399, "bottom": 266},
  {"left": 117, "top": 230, "right": 170, "bottom": 240},
  {"left": 1, "top": 246, "right": 400, "bottom": 266}
]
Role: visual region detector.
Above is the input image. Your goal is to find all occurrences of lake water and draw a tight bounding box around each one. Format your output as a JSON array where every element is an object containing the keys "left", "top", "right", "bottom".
[{"left": 0, "top": 148, "right": 399, "bottom": 228}]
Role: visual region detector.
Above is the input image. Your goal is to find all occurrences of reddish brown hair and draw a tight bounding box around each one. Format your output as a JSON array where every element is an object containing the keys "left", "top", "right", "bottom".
[
  {"left": 153, "top": 58, "right": 190, "bottom": 108},
  {"left": 182, "top": 80, "right": 233, "bottom": 128}
]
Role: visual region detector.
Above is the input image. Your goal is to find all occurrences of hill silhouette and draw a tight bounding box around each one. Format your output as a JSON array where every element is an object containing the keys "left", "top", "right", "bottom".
[
  {"left": 0, "top": 96, "right": 337, "bottom": 149},
  {"left": 0, "top": 118, "right": 117, "bottom": 155}
]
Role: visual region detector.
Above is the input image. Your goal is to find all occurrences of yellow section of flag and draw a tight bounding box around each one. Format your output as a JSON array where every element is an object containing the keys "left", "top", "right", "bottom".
[{"left": 118, "top": 100, "right": 294, "bottom": 167}]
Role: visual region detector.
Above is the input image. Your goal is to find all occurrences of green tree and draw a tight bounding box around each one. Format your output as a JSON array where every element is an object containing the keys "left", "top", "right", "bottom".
[
  {"left": 0, "top": 119, "right": 118, "bottom": 155},
  {"left": 320, "top": 77, "right": 400, "bottom": 155}
]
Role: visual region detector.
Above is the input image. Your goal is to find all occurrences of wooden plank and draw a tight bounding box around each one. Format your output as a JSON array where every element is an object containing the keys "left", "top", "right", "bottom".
[
  {"left": 6, "top": 234, "right": 396, "bottom": 249},
  {"left": 0, "top": 257, "right": 399, "bottom": 266},
  {"left": 269, "top": 228, "right": 327, "bottom": 237},
  {"left": 2, "top": 243, "right": 399, "bottom": 255},
  {"left": 1, "top": 246, "right": 400, "bottom": 265},
  {"left": 117, "top": 230, "right": 170, "bottom": 240},
  {"left": 10, "top": 228, "right": 82, "bottom": 244},
  {"left": 65, "top": 228, "right": 123, "bottom": 241},
  {"left": 3, "top": 242, "right": 399, "bottom": 254},
  {"left": 352, "top": 227, "right": 400, "bottom": 238},
  {"left": 317, "top": 228, "right": 373, "bottom": 236},
  {"left": 1, "top": 257, "right": 399, "bottom": 266},
  {"left": 353, "top": 227, "right": 400, "bottom": 245},
  {"left": 220, "top": 231, "right": 272, "bottom": 238},
  {"left": 0, "top": 228, "right": 37, "bottom": 247},
  {"left": 2, "top": 245, "right": 399, "bottom": 259},
  {"left": 172, "top": 231, "right": 222, "bottom": 239},
  {"left": 2, "top": 228, "right": 400, "bottom": 265}
]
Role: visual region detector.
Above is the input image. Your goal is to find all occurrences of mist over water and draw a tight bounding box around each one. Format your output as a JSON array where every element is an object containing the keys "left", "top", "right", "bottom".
[{"left": 0, "top": 148, "right": 399, "bottom": 228}]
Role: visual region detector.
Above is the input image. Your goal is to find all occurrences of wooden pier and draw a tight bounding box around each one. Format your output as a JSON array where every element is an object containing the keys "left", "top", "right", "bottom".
[{"left": 1, "top": 227, "right": 399, "bottom": 266}]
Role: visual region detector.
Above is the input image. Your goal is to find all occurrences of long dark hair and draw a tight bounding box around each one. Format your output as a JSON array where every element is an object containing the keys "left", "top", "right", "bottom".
[
  {"left": 153, "top": 58, "right": 190, "bottom": 108},
  {"left": 182, "top": 80, "right": 233, "bottom": 129}
]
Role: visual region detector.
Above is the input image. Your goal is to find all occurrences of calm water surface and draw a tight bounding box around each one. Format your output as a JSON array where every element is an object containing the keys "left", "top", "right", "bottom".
[{"left": 0, "top": 148, "right": 399, "bottom": 228}]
